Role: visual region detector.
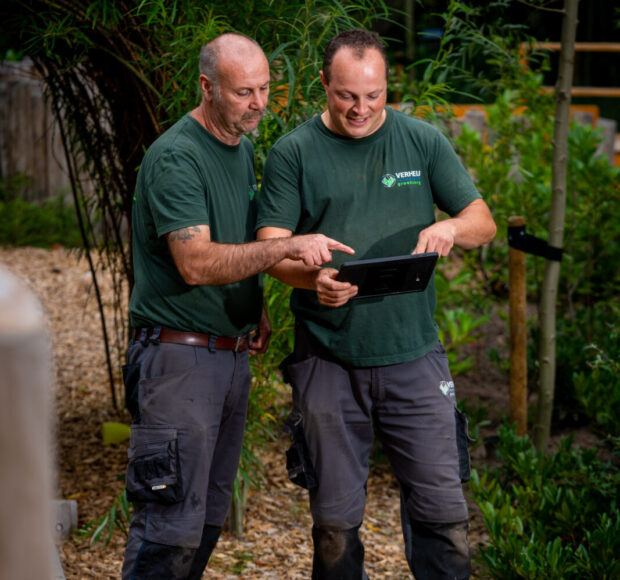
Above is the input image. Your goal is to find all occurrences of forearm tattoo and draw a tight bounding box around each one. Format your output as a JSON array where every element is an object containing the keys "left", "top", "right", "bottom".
[{"left": 169, "top": 226, "right": 201, "bottom": 242}]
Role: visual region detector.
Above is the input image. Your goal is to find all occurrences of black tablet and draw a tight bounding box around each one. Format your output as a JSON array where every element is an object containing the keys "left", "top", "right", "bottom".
[{"left": 336, "top": 252, "right": 438, "bottom": 299}]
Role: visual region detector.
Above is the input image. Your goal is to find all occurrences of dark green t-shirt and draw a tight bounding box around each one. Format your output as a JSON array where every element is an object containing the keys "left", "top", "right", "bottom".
[
  {"left": 256, "top": 108, "right": 480, "bottom": 366},
  {"left": 130, "top": 114, "right": 262, "bottom": 336}
]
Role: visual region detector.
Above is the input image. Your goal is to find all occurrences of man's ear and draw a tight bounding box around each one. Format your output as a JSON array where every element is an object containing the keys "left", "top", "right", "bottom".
[
  {"left": 199, "top": 74, "right": 214, "bottom": 100},
  {"left": 319, "top": 70, "right": 328, "bottom": 90}
]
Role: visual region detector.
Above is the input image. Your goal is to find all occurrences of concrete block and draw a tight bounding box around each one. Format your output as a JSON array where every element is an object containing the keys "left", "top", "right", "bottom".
[
  {"left": 52, "top": 542, "right": 66, "bottom": 580},
  {"left": 52, "top": 499, "right": 78, "bottom": 541}
]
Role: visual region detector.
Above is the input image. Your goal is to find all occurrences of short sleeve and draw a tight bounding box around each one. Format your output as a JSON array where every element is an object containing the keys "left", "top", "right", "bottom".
[
  {"left": 146, "top": 150, "right": 210, "bottom": 237},
  {"left": 256, "top": 145, "right": 302, "bottom": 232},
  {"left": 426, "top": 128, "right": 481, "bottom": 216}
]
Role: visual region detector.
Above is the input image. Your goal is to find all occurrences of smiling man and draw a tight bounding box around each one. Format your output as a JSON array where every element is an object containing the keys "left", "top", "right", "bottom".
[
  {"left": 256, "top": 29, "right": 496, "bottom": 579},
  {"left": 122, "top": 33, "right": 353, "bottom": 580}
]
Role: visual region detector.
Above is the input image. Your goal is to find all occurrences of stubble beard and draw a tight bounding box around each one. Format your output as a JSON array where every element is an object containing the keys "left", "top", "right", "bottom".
[{"left": 212, "top": 88, "right": 265, "bottom": 136}]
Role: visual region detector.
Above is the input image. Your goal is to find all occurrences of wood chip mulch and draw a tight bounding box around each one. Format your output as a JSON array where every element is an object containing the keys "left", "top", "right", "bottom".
[{"left": 1, "top": 246, "right": 500, "bottom": 579}]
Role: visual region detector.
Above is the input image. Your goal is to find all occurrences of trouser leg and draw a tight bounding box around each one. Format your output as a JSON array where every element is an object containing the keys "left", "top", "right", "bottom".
[
  {"left": 311, "top": 524, "right": 367, "bottom": 580},
  {"left": 411, "top": 520, "right": 470, "bottom": 579},
  {"left": 375, "top": 343, "right": 471, "bottom": 579},
  {"left": 184, "top": 357, "right": 250, "bottom": 578},
  {"left": 285, "top": 326, "right": 374, "bottom": 578},
  {"left": 401, "top": 485, "right": 470, "bottom": 579},
  {"left": 204, "top": 352, "right": 251, "bottom": 526},
  {"left": 187, "top": 524, "right": 223, "bottom": 579},
  {"left": 125, "top": 523, "right": 221, "bottom": 580},
  {"left": 121, "top": 341, "right": 249, "bottom": 580},
  {"left": 129, "top": 542, "right": 195, "bottom": 580},
  {"left": 287, "top": 326, "right": 374, "bottom": 530}
]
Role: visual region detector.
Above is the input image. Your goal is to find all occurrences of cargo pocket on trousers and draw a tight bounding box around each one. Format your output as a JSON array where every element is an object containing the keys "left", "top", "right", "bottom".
[
  {"left": 283, "top": 411, "right": 318, "bottom": 490},
  {"left": 455, "top": 408, "right": 474, "bottom": 483},
  {"left": 125, "top": 425, "right": 184, "bottom": 504}
]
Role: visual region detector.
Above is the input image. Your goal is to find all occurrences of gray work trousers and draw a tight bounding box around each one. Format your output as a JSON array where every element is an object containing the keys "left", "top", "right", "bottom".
[
  {"left": 121, "top": 337, "right": 250, "bottom": 580},
  {"left": 285, "top": 325, "right": 471, "bottom": 579}
]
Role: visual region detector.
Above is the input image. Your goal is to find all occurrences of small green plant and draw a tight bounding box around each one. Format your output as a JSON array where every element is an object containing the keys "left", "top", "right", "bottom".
[
  {"left": 229, "top": 549, "right": 255, "bottom": 575},
  {"left": 469, "top": 423, "right": 620, "bottom": 578},
  {"left": 573, "top": 334, "right": 620, "bottom": 438},
  {"left": 77, "top": 488, "right": 132, "bottom": 546},
  {"left": 435, "top": 268, "right": 491, "bottom": 376},
  {"left": 526, "top": 304, "right": 620, "bottom": 430}
]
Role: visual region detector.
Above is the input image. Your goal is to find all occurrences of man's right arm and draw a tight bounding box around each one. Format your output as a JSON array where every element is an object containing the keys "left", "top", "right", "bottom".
[
  {"left": 257, "top": 226, "right": 358, "bottom": 307},
  {"left": 167, "top": 224, "right": 354, "bottom": 286}
]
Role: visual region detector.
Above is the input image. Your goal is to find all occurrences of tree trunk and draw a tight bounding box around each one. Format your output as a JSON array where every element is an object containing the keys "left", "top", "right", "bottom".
[{"left": 534, "top": 0, "right": 580, "bottom": 451}]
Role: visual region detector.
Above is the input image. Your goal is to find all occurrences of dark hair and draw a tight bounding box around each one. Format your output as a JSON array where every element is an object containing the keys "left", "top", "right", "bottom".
[{"left": 322, "top": 29, "right": 389, "bottom": 84}]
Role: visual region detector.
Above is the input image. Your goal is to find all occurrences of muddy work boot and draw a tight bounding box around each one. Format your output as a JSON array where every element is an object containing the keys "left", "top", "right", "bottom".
[{"left": 311, "top": 524, "right": 368, "bottom": 579}]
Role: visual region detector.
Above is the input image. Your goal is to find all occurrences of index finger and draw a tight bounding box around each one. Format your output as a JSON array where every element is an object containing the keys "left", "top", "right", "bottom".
[
  {"left": 328, "top": 241, "right": 355, "bottom": 256},
  {"left": 412, "top": 239, "right": 427, "bottom": 255}
]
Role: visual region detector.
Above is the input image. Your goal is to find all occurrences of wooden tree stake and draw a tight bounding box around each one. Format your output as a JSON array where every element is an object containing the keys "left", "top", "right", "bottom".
[{"left": 509, "top": 216, "right": 528, "bottom": 436}]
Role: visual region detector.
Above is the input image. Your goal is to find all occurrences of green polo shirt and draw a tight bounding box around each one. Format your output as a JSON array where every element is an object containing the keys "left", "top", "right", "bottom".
[
  {"left": 256, "top": 108, "right": 480, "bottom": 366},
  {"left": 130, "top": 114, "right": 262, "bottom": 336}
]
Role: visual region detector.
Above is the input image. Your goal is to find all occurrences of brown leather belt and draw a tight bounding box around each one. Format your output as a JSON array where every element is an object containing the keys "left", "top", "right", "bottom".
[{"left": 133, "top": 328, "right": 250, "bottom": 352}]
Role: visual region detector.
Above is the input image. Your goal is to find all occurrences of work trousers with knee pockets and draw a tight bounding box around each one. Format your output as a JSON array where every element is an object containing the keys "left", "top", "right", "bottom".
[
  {"left": 284, "top": 324, "right": 472, "bottom": 579},
  {"left": 121, "top": 337, "right": 250, "bottom": 580}
]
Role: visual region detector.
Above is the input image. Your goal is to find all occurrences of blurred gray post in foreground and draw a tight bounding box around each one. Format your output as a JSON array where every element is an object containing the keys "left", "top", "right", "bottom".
[{"left": 0, "top": 264, "right": 54, "bottom": 579}]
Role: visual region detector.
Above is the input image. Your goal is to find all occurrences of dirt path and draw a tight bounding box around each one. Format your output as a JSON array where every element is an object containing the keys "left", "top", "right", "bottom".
[{"left": 1, "top": 246, "right": 509, "bottom": 579}]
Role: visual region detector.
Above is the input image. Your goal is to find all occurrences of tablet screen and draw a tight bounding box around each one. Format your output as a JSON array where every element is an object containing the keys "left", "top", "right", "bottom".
[{"left": 336, "top": 253, "right": 438, "bottom": 299}]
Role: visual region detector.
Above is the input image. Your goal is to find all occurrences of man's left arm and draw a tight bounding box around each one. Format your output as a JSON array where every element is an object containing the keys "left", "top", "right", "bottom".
[{"left": 413, "top": 198, "right": 496, "bottom": 257}]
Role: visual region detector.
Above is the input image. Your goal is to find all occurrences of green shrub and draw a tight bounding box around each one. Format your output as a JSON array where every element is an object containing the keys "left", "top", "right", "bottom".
[
  {"left": 469, "top": 423, "right": 620, "bottom": 579},
  {"left": 573, "top": 331, "right": 620, "bottom": 438},
  {"left": 435, "top": 266, "right": 492, "bottom": 376},
  {"left": 525, "top": 304, "right": 620, "bottom": 431},
  {"left": 0, "top": 174, "right": 82, "bottom": 248}
]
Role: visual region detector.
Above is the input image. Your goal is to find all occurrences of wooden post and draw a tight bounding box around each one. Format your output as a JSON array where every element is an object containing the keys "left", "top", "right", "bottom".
[
  {"left": 508, "top": 216, "right": 528, "bottom": 436},
  {"left": 0, "top": 265, "right": 54, "bottom": 579}
]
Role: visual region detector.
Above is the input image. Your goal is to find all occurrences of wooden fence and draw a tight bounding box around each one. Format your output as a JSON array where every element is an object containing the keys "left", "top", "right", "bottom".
[{"left": 0, "top": 58, "right": 71, "bottom": 201}]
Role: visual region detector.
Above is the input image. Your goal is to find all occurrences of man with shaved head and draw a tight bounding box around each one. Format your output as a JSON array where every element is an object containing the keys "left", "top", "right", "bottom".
[{"left": 121, "top": 33, "right": 353, "bottom": 579}]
